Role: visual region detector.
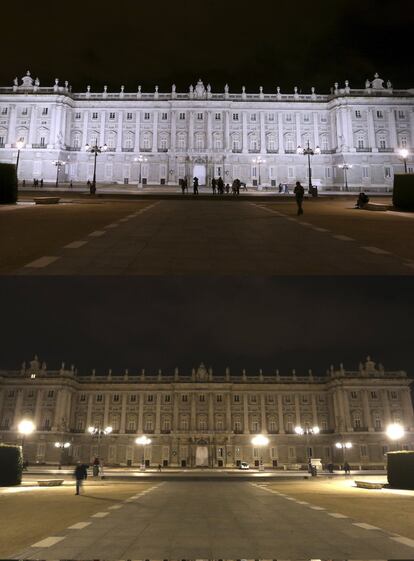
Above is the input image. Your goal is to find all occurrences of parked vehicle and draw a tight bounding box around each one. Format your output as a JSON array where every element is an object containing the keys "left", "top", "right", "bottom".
[{"left": 239, "top": 461, "right": 250, "bottom": 470}]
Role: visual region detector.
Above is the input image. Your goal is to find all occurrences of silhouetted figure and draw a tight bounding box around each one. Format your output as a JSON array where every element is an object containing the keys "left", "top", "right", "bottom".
[
  {"left": 74, "top": 462, "right": 88, "bottom": 495},
  {"left": 356, "top": 192, "right": 369, "bottom": 209},
  {"left": 40, "top": 179, "right": 43, "bottom": 188},
  {"left": 193, "top": 177, "right": 199, "bottom": 195},
  {"left": 217, "top": 176, "right": 224, "bottom": 194},
  {"left": 294, "top": 181, "right": 305, "bottom": 215},
  {"left": 212, "top": 178, "right": 217, "bottom": 195},
  {"left": 343, "top": 461, "right": 351, "bottom": 475}
]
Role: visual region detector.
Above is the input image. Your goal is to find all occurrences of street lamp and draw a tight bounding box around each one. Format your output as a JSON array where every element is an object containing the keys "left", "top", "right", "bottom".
[
  {"left": 135, "top": 155, "right": 148, "bottom": 187},
  {"left": 252, "top": 156, "right": 266, "bottom": 189},
  {"left": 18, "top": 419, "right": 35, "bottom": 461},
  {"left": 88, "top": 425, "right": 112, "bottom": 462},
  {"left": 297, "top": 141, "right": 321, "bottom": 194},
  {"left": 135, "top": 435, "right": 152, "bottom": 470},
  {"left": 54, "top": 160, "right": 66, "bottom": 188},
  {"left": 15, "top": 139, "right": 25, "bottom": 180},
  {"left": 335, "top": 441, "right": 352, "bottom": 467},
  {"left": 85, "top": 142, "right": 108, "bottom": 193},
  {"left": 338, "top": 163, "right": 353, "bottom": 192},
  {"left": 251, "top": 434, "right": 269, "bottom": 470},
  {"left": 386, "top": 423, "right": 405, "bottom": 451},
  {"left": 399, "top": 148, "right": 409, "bottom": 174},
  {"left": 295, "top": 425, "right": 320, "bottom": 469},
  {"left": 54, "top": 441, "right": 71, "bottom": 469}
]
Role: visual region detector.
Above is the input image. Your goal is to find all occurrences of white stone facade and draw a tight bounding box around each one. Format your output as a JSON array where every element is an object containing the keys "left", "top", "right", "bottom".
[
  {"left": 0, "top": 356, "right": 412, "bottom": 468},
  {"left": 0, "top": 72, "right": 413, "bottom": 190}
]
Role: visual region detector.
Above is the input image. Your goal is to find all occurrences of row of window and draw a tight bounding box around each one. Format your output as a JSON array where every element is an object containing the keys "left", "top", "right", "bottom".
[{"left": 355, "top": 109, "right": 407, "bottom": 119}]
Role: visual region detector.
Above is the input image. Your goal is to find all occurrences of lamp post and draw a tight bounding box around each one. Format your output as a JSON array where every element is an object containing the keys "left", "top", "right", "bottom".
[
  {"left": 295, "top": 425, "right": 320, "bottom": 470},
  {"left": 335, "top": 441, "right": 352, "bottom": 469},
  {"left": 18, "top": 419, "right": 35, "bottom": 462},
  {"left": 297, "top": 141, "right": 321, "bottom": 194},
  {"left": 135, "top": 155, "right": 148, "bottom": 187},
  {"left": 338, "top": 163, "right": 353, "bottom": 192},
  {"left": 15, "top": 139, "right": 25, "bottom": 181},
  {"left": 54, "top": 441, "right": 71, "bottom": 469},
  {"left": 399, "top": 148, "right": 409, "bottom": 174},
  {"left": 386, "top": 423, "right": 405, "bottom": 451},
  {"left": 135, "top": 435, "right": 152, "bottom": 470},
  {"left": 54, "top": 160, "right": 65, "bottom": 188},
  {"left": 251, "top": 434, "right": 269, "bottom": 471},
  {"left": 85, "top": 142, "right": 107, "bottom": 193},
  {"left": 252, "top": 156, "right": 266, "bottom": 190},
  {"left": 88, "top": 425, "right": 112, "bottom": 463}
]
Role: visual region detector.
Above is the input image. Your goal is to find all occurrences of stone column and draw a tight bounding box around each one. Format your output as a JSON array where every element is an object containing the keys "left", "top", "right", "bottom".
[
  {"left": 388, "top": 109, "right": 398, "bottom": 149},
  {"left": 171, "top": 110, "right": 176, "bottom": 152},
  {"left": 208, "top": 393, "right": 214, "bottom": 431},
  {"left": 311, "top": 394, "right": 318, "bottom": 426},
  {"left": 134, "top": 111, "right": 141, "bottom": 152},
  {"left": 260, "top": 112, "right": 266, "bottom": 154},
  {"left": 48, "top": 105, "right": 57, "bottom": 148},
  {"left": 367, "top": 109, "right": 377, "bottom": 151},
  {"left": 207, "top": 111, "right": 212, "bottom": 151},
  {"left": 410, "top": 111, "right": 414, "bottom": 150},
  {"left": 341, "top": 107, "right": 350, "bottom": 148},
  {"left": 152, "top": 111, "right": 158, "bottom": 153},
  {"left": 59, "top": 105, "right": 68, "bottom": 147},
  {"left": 242, "top": 112, "right": 248, "bottom": 154},
  {"left": 65, "top": 391, "right": 72, "bottom": 430},
  {"left": 137, "top": 393, "right": 144, "bottom": 433},
  {"left": 226, "top": 393, "right": 232, "bottom": 431},
  {"left": 188, "top": 112, "right": 194, "bottom": 151},
  {"left": 13, "top": 389, "right": 24, "bottom": 428},
  {"left": 103, "top": 393, "right": 110, "bottom": 427},
  {"left": 81, "top": 112, "right": 89, "bottom": 147},
  {"left": 190, "top": 393, "right": 196, "bottom": 430},
  {"left": 155, "top": 393, "right": 161, "bottom": 433},
  {"left": 313, "top": 112, "right": 320, "bottom": 148},
  {"left": 116, "top": 111, "right": 123, "bottom": 151},
  {"left": 347, "top": 108, "right": 355, "bottom": 150},
  {"left": 173, "top": 393, "right": 179, "bottom": 432},
  {"left": 260, "top": 394, "right": 267, "bottom": 433},
  {"left": 6, "top": 105, "right": 17, "bottom": 146},
  {"left": 330, "top": 111, "right": 337, "bottom": 150},
  {"left": 86, "top": 394, "right": 93, "bottom": 428},
  {"left": 342, "top": 390, "right": 352, "bottom": 431},
  {"left": 277, "top": 113, "right": 284, "bottom": 154},
  {"left": 382, "top": 389, "right": 391, "bottom": 426},
  {"left": 243, "top": 394, "right": 250, "bottom": 434},
  {"left": 294, "top": 394, "right": 301, "bottom": 426},
  {"left": 277, "top": 394, "right": 285, "bottom": 434},
  {"left": 224, "top": 110, "right": 230, "bottom": 151},
  {"left": 28, "top": 106, "right": 37, "bottom": 146},
  {"left": 363, "top": 390, "right": 373, "bottom": 431},
  {"left": 34, "top": 390, "right": 43, "bottom": 428},
  {"left": 120, "top": 393, "right": 127, "bottom": 434},
  {"left": 53, "top": 104, "right": 63, "bottom": 146},
  {"left": 335, "top": 109, "right": 342, "bottom": 150},
  {"left": 295, "top": 113, "right": 301, "bottom": 147},
  {"left": 99, "top": 112, "right": 106, "bottom": 146}
]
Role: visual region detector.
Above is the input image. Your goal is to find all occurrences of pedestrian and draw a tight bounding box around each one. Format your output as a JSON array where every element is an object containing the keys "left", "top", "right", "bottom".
[
  {"left": 22, "top": 179, "right": 26, "bottom": 187},
  {"left": 279, "top": 182, "right": 283, "bottom": 194},
  {"left": 193, "top": 176, "right": 199, "bottom": 195},
  {"left": 217, "top": 176, "right": 224, "bottom": 194},
  {"left": 235, "top": 178, "right": 241, "bottom": 195},
  {"left": 356, "top": 192, "right": 369, "bottom": 209},
  {"left": 294, "top": 181, "right": 305, "bottom": 215},
  {"left": 92, "top": 457, "right": 100, "bottom": 477},
  {"left": 343, "top": 461, "right": 351, "bottom": 475},
  {"left": 158, "top": 463, "right": 162, "bottom": 472},
  {"left": 225, "top": 183, "right": 230, "bottom": 194},
  {"left": 69, "top": 180, "right": 73, "bottom": 188},
  {"left": 212, "top": 177, "right": 217, "bottom": 195},
  {"left": 40, "top": 178, "right": 43, "bottom": 188},
  {"left": 74, "top": 462, "right": 88, "bottom": 495}
]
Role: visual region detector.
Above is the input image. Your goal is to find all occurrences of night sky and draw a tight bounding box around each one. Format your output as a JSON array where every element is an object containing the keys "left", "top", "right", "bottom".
[
  {"left": 2, "top": 1, "right": 412, "bottom": 92},
  {"left": 1, "top": 277, "right": 412, "bottom": 377}
]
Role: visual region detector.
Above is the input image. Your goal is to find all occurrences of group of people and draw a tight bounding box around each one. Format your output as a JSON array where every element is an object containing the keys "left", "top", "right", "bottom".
[{"left": 180, "top": 176, "right": 248, "bottom": 196}]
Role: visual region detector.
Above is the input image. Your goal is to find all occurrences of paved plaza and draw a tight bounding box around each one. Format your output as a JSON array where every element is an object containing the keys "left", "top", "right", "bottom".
[
  {"left": 2, "top": 477, "right": 414, "bottom": 559},
  {"left": 1, "top": 194, "right": 414, "bottom": 275}
]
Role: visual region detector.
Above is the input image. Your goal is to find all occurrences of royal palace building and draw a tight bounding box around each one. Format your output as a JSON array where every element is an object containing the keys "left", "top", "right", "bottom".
[
  {"left": 0, "top": 71, "right": 413, "bottom": 190},
  {"left": 0, "top": 356, "right": 412, "bottom": 468}
]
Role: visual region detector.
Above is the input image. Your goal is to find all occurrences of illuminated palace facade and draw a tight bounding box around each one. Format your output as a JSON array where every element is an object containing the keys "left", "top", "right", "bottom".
[
  {"left": 0, "top": 356, "right": 412, "bottom": 468},
  {"left": 0, "top": 71, "right": 413, "bottom": 190}
]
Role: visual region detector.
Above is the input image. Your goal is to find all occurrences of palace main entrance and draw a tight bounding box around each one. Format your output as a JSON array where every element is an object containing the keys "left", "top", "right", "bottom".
[{"left": 193, "top": 164, "right": 206, "bottom": 186}]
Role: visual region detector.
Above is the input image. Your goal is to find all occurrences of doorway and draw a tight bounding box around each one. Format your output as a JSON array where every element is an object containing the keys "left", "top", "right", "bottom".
[{"left": 193, "top": 164, "right": 206, "bottom": 186}]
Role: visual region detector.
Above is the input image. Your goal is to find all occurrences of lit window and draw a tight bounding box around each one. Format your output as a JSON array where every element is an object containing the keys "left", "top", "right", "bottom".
[{"left": 234, "top": 395, "right": 240, "bottom": 402}]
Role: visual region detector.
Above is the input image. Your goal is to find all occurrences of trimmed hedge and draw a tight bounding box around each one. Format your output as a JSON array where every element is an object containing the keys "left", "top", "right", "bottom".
[
  {"left": 0, "top": 444, "right": 23, "bottom": 486},
  {"left": 0, "top": 163, "right": 18, "bottom": 204},
  {"left": 387, "top": 450, "right": 414, "bottom": 489},
  {"left": 393, "top": 173, "right": 414, "bottom": 211}
]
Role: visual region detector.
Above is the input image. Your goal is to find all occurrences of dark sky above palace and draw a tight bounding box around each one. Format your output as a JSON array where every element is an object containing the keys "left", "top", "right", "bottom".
[
  {"left": 1, "top": 277, "right": 412, "bottom": 377},
  {"left": 2, "top": 0, "right": 413, "bottom": 92}
]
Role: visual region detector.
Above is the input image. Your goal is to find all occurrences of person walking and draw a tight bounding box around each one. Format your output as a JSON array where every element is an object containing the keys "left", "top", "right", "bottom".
[
  {"left": 211, "top": 177, "right": 217, "bottom": 195},
  {"left": 193, "top": 176, "right": 199, "bottom": 195},
  {"left": 343, "top": 461, "right": 351, "bottom": 475},
  {"left": 217, "top": 176, "right": 224, "bottom": 194},
  {"left": 294, "top": 181, "right": 305, "bottom": 215},
  {"left": 74, "top": 462, "right": 88, "bottom": 495}
]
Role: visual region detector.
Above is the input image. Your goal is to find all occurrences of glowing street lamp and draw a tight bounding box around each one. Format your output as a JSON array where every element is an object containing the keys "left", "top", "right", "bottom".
[
  {"left": 135, "top": 435, "right": 152, "bottom": 470},
  {"left": 54, "top": 160, "right": 66, "bottom": 188},
  {"left": 18, "top": 419, "right": 35, "bottom": 459},
  {"left": 295, "top": 426, "right": 320, "bottom": 468},
  {"left": 54, "top": 441, "right": 71, "bottom": 468},
  {"left": 386, "top": 423, "right": 405, "bottom": 451},
  {"left": 338, "top": 163, "right": 353, "bottom": 192},
  {"left": 335, "top": 441, "right": 353, "bottom": 466},
  {"left": 399, "top": 148, "right": 409, "bottom": 174},
  {"left": 135, "top": 155, "right": 148, "bottom": 187},
  {"left": 252, "top": 156, "right": 266, "bottom": 189},
  {"left": 88, "top": 425, "right": 112, "bottom": 461},
  {"left": 297, "top": 141, "right": 321, "bottom": 194},
  {"left": 15, "top": 139, "right": 25, "bottom": 179},
  {"left": 85, "top": 142, "right": 108, "bottom": 193},
  {"left": 251, "top": 434, "right": 269, "bottom": 470}
]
